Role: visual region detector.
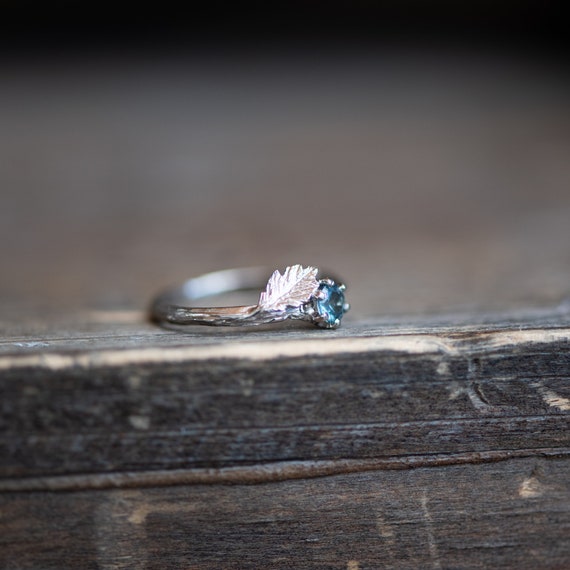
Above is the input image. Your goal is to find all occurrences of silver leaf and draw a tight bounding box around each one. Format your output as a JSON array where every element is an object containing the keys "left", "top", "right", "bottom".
[{"left": 258, "top": 265, "right": 319, "bottom": 311}]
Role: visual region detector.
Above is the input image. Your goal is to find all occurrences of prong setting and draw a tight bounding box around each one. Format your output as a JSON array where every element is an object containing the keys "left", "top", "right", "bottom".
[
  {"left": 304, "top": 305, "right": 316, "bottom": 317},
  {"left": 308, "top": 278, "right": 348, "bottom": 328}
]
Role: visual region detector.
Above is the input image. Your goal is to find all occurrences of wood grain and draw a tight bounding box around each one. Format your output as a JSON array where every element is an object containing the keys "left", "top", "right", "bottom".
[
  {"left": 1, "top": 458, "right": 569, "bottom": 569},
  {"left": 1, "top": 323, "right": 569, "bottom": 479},
  {"left": 1, "top": 315, "right": 569, "bottom": 567}
]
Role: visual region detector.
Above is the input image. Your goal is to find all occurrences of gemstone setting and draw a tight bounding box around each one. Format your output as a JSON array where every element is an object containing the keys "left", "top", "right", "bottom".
[{"left": 314, "top": 281, "right": 347, "bottom": 328}]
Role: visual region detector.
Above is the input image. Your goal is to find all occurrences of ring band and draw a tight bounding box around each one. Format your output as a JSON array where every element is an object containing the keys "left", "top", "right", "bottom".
[{"left": 150, "top": 264, "right": 350, "bottom": 329}]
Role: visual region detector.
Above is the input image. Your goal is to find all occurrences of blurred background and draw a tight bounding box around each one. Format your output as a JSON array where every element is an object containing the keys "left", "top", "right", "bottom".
[{"left": 1, "top": 2, "right": 569, "bottom": 324}]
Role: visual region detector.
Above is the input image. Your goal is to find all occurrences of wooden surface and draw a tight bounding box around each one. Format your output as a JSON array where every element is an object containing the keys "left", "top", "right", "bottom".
[
  {"left": 1, "top": 51, "right": 570, "bottom": 568},
  {"left": 1, "top": 319, "right": 570, "bottom": 483},
  {"left": 3, "top": 458, "right": 570, "bottom": 569},
  {"left": 1, "top": 319, "right": 569, "bottom": 569}
]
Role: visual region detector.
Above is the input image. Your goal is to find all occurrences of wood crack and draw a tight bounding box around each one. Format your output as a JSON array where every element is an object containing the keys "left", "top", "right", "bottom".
[{"left": 1, "top": 448, "right": 568, "bottom": 493}]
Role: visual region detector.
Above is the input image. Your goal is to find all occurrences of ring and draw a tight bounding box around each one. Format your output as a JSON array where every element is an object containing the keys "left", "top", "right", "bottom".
[{"left": 150, "top": 264, "right": 350, "bottom": 329}]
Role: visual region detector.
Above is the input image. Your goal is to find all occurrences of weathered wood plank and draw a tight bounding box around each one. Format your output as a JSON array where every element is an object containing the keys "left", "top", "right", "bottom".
[
  {"left": 1, "top": 458, "right": 568, "bottom": 569},
  {"left": 1, "top": 326, "right": 569, "bottom": 480}
]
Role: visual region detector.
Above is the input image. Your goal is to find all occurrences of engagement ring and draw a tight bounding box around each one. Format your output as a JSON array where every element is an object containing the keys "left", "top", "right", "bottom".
[{"left": 150, "top": 264, "right": 349, "bottom": 329}]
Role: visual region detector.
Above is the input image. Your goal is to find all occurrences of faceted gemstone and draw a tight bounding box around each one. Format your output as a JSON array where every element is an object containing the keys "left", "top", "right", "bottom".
[{"left": 315, "top": 282, "right": 345, "bottom": 327}]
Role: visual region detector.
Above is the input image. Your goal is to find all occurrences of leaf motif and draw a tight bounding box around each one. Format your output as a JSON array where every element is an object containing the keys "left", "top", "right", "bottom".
[{"left": 259, "top": 265, "right": 319, "bottom": 311}]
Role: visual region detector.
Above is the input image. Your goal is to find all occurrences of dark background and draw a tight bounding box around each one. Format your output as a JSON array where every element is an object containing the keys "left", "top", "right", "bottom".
[{"left": 0, "top": 1, "right": 567, "bottom": 51}]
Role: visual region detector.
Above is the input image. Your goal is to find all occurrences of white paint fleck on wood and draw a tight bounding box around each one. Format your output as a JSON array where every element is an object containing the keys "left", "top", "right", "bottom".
[
  {"left": 129, "top": 415, "right": 150, "bottom": 430},
  {"left": 533, "top": 382, "right": 570, "bottom": 412},
  {"left": 519, "top": 476, "right": 545, "bottom": 499},
  {"left": 436, "top": 361, "right": 450, "bottom": 376}
]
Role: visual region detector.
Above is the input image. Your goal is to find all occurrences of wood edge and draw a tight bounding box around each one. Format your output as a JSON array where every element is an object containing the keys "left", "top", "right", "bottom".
[{"left": 1, "top": 328, "right": 569, "bottom": 372}]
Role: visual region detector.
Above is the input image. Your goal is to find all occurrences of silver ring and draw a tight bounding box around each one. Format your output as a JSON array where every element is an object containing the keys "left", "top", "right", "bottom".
[{"left": 150, "top": 264, "right": 350, "bottom": 329}]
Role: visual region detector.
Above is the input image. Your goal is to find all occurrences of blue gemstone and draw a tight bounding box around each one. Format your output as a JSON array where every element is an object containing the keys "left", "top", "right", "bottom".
[{"left": 316, "top": 283, "right": 345, "bottom": 326}]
